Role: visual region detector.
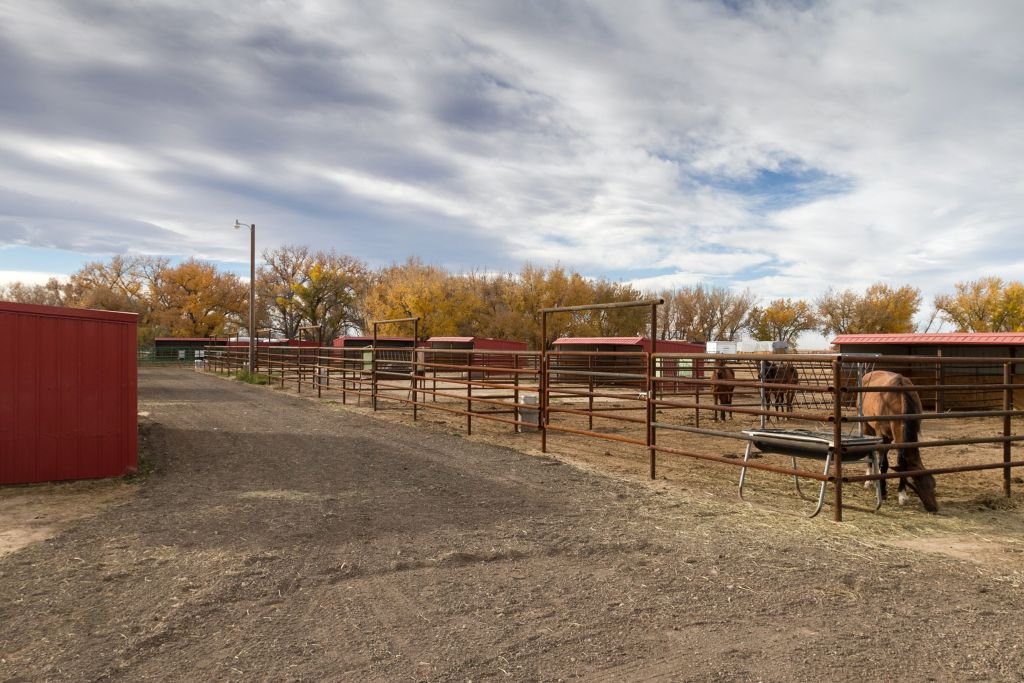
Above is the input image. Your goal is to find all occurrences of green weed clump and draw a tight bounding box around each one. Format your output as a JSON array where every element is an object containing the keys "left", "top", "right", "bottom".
[{"left": 234, "top": 370, "right": 272, "bottom": 385}]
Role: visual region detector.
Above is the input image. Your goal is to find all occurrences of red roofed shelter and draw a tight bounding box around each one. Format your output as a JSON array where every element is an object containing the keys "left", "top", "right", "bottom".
[
  {"left": 0, "top": 302, "right": 138, "bottom": 484},
  {"left": 426, "top": 336, "right": 528, "bottom": 380},
  {"left": 332, "top": 336, "right": 416, "bottom": 350},
  {"left": 550, "top": 337, "right": 706, "bottom": 392},
  {"left": 832, "top": 332, "right": 1024, "bottom": 410}
]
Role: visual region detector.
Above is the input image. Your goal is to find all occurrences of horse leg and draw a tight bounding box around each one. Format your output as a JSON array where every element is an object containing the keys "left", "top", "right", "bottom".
[
  {"left": 896, "top": 446, "right": 910, "bottom": 506},
  {"left": 862, "top": 423, "right": 879, "bottom": 491},
  {"left": 879, "top": 447, "right": 889, "bottom": 501}
]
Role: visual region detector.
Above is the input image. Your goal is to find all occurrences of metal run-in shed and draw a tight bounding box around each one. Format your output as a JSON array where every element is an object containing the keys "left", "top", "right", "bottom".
[
  {"left": 0, "top": 302, "right": 138, "bottom": 484},
  {"left": 332, "top": 335, "right": 416, "bottom": 350},
  {"left": 551, "top": 337, "right": 706, "bottom": 392},
  {"left": 426, "top": 336, "right": 529, "bottom": 380},
  {"left": 426, "top": 336, "right": 527, "bottom": 352},
  {"left": 832, "top": 332, "right": 1024, "bottom": 410},
  {"left": 332, "top": 336, "right": 417, "bottom": 374},
  {"left": 150, "top": 336, "right": 228, "bottom": 362}
]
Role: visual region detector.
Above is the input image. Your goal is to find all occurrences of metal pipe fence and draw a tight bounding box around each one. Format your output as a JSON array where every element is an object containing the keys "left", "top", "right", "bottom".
[{"left": 200, "top": 345, "right": 1022, "bottom": 521}]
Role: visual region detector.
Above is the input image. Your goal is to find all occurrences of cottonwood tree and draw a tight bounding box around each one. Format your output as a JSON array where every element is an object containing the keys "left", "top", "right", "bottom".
[
  {"left": 816, "top": 283, "right": 921, "bottom": 336},
  {"left": 258, "top": 245, "right": 313, "bottom": 340},
  {"left": 148, "top": 259, "right": 247, "bottom": 337},
  {"left": 658, "top": 285, "right": 757, "bottom": 341},
  {"left": 0, "top": 278, "right": 70, "bottom": 307},
  {"left": 362, "top": 257, "right": 482, "bottom": 339},
  {"left": 68, "top": 257, "right": 143, "bottom": 311},
  {"left": 747, "top": 298, "right": 818, "bottom": 342},
  {"left": 508, "top": 264, "right": 646, "bottom": 348},
  {"left": 934, "top": 277, "right": 1024, "bottom": 332},
  {"left": 288, "top": 251, "right": 368, "bottom": 345},
  {"left": 362, "top": 260, "right": 647, "bottom": 348}
]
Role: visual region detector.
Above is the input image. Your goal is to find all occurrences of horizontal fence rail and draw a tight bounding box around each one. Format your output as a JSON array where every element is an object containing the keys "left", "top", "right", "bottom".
[{"left": 200, "top": 346, "right": 1023, "bottom": 522}]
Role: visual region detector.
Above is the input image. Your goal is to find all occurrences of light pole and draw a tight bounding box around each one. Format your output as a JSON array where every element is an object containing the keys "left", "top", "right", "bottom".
[{"left": 234, "top": 220, "right": 256, "bottom": 373}]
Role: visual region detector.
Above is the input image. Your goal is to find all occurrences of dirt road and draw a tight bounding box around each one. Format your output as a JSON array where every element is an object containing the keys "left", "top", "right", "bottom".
[{"left": 1, "top": 367, "right": 1022, "bottom": 681}]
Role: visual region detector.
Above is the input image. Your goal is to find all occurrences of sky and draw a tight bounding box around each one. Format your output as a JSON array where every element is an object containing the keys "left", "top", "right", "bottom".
[{"left": 1, "top": 0, "right": 1023, "bottom": 346}]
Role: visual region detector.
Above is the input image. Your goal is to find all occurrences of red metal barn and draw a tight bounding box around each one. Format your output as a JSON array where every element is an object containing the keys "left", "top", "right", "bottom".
[
  {"left": 550, "top": 337, "right": 705, "bottom": 393},
  {"left": 0, "top": 302, "right": 138, "bottom": 484},
  {"left": 152, "top": 336, "right": 228, "bottom": 362},
  {"left": 426, "top": 336, "right": 529, "bottom": 379},
  {"left": 332, "top": 336, "right": 418, "bottom": 375},
  {"left": 331, "top": 336, "right": 416, "bottom": 349},
  {"left": 832, "top": 332, "right": 1024, "bottom": 410}
]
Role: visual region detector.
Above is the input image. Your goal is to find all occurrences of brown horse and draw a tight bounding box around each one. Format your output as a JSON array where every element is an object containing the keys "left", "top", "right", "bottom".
[
  {"left": 761, "top": 361, "right": 798, "bottom": 420},
  {"left": 711, "top": 359, "right": 735, "bottom": 422},
  {"left": 861, "top": 370, "right": 938, "bottom": 512}
]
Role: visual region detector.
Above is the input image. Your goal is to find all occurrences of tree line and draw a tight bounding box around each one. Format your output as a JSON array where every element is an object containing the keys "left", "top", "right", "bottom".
[{"left": 3, "top": 248, "right": 1022, "bottom": 348}]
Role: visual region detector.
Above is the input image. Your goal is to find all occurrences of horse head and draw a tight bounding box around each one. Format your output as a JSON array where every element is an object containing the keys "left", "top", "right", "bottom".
[{"left": 909, "top": 474, "right": 938, "bottom": 513}]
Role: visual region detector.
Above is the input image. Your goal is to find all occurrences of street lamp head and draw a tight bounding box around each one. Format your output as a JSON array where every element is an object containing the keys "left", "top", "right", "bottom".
[{"left": 234, "top": 219, "right": 243, "bottom": 230}]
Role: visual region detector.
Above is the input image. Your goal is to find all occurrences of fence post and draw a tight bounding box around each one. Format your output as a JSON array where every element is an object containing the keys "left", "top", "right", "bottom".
[
  {"left": 694, "top": 363, "right": 701, "bottom": 429},
  {"left": 832, "top": 357, "right": 844, "bottom": 522},
  {"left": 466, "top": 352, "right": 473, "bottom": 435},
  {"left": 1004, "top": 361, "right": 1012, "bottom": 497},
  {"left": 588, "top": 355, "right": 594, "bottom": 431},
  {"left": 513, "top": 354, "right": 520, "bottom": 434},
  {"left": 412, "top": 348, "right": 419, "bottom": 422},
  {"left": 649, "top": 303, "right": 657, "bottom": 480},
  {"left": 371, "top": 345, "right": 378, "bottom": 411},
  {"left": 541, "top": 315, "right": 548, "bottom": 453}
]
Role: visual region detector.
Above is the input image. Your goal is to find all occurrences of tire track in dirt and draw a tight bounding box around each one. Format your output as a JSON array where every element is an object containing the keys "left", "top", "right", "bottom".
[{"left": 2, "top": 367, "right": 1024, "bottom": 681}]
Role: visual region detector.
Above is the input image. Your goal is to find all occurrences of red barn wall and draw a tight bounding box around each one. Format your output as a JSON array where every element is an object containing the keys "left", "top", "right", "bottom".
[{"left": 0, "top": 302, "right": 138, "bottom": 484}]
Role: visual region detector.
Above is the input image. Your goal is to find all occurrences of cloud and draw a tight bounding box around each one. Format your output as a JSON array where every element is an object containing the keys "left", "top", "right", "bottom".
[
  {"left": 0, "top": 270, "right": 66, "bottom": 286},
  {"left": 0, "top": 0, "right": 1021, "bottom": 322}
]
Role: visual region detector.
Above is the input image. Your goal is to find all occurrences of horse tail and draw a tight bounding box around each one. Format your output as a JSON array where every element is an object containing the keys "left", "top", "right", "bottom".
[
  {"left": 901, "top": 390, "right": 921, "bottom": 443},
  {"left": 896, "top": 389, "right": 921, "bottom": 472}
]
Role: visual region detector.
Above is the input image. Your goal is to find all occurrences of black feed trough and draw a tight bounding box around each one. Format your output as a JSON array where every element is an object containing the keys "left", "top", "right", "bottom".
[
  {"left": 742, "top": 429, "right": 883, "bottom": 462},
  {"left": 739, "top": 429, "right": 884, "bottom": 517}
]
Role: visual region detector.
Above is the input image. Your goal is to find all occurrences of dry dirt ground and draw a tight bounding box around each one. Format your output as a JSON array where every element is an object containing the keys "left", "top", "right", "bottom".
[{"left": 2, "top": 367, "right": 1024, "bottom": 682}]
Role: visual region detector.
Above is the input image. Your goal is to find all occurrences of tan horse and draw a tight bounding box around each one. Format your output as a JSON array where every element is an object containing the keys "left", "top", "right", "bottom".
[
  {"left": 711, "top": 359, "right": 735, "bottom": 422},
  {"left": 861, "top": 370, "right": 938, "bottom": 512}
]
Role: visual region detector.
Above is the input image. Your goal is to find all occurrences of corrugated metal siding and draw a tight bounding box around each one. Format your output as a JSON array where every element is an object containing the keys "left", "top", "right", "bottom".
[
  {"left": 0, "top": 302, "right": 137, "bottom": 484},
  {"left": 553, "top": 336, "right": 644, "bottom": 346},
  {"left": 471, "top": 338, "right": 528, "bottom": 352},
  {"left": 426, "top": 337, "right": 527, "bottom": 351},
  {"left": 552, "top": 337, "right": 705, "bottom": 353},
  {"left": 833, "top": 333, "right": 1024, "bottom": 345}
]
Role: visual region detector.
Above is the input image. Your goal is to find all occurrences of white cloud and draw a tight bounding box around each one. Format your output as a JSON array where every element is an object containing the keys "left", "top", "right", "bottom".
[
  {"left": 0, "top": 270, "right": 66, "bottom": 286},
  {"left": 0, "top": 0, "right": 1022, "bottom": 312}
]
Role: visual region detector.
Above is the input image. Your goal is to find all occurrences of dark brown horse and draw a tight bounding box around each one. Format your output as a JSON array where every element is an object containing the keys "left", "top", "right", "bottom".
[
  {"left": 861, "top": 370, "right": 938, "bottom": 512},
  {"left": 761, "top": 361, "right": 798, "bottom": 420},
  {"left": 711, "top": 359, "right": 735, "bottom": 422}
]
